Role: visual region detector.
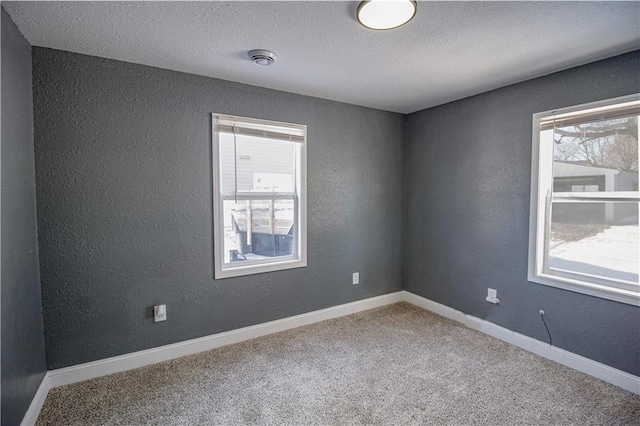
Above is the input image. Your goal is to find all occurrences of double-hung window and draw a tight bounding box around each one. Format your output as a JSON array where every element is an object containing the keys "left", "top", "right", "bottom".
[
  {"left": 529, "top": 94, "right": 639, "bottom": 305},
  {"left": 212, "top": 114, "right": 307, "bottom": 278}
]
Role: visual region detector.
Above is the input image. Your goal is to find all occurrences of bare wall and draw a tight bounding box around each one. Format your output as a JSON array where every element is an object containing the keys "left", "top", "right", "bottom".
[
  {"left": 31, "top": 48, "right": 405, "bottom": 369},
  {"left": 1, "top": 7, "right": 47, "bottom": 426},
  {"left": 404, "top": 50, "right": 640, "bottom": 376}
]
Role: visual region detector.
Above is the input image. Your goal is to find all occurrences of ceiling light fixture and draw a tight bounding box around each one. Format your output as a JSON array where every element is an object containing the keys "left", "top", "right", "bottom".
[
  {"left": 248, "top": 49, "right": 277, "bottom": 66},
  {"left": 357, "top": 0, "right": 417, "bottom": 30}
]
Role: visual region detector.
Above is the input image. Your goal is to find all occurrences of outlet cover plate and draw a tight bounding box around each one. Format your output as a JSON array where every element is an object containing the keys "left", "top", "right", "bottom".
[
  {"left": 486, "top": 288, "right": 499, "bottom": 304},
  {"left": 154, "top": 304, "right": 167, "bottom": 322}
]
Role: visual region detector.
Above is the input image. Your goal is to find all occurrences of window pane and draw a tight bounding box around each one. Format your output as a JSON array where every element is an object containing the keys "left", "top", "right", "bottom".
[
  {"left": 549, "top": 202, "right": 639, "bottom": 284},
  {"left": 223, "top": 199, "right": 296, "bottom": 264},
  {"left": 219, "top": 133, "right": 296, "bottom": 194},
  {"left": 552, "top": 115, "right": 638, "bottom": 193}
]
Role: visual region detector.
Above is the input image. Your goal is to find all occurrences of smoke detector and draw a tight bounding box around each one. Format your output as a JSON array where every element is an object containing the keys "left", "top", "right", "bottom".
[{"left": 248, "top": 50, "right": 277, "bottom": 66}]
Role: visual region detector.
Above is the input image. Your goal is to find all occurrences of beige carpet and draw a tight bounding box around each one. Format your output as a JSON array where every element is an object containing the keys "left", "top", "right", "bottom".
[{"left": 37, "top": 303, "right": 640, "bottom": 425}]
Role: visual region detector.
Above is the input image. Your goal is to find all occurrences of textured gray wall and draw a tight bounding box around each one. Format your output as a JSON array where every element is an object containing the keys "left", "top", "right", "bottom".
[
  {"left": 1, "top": 7, "right": 47, "bottom": 426},
  {"left": 31, "top": 48, "right": 405, "bottom": 369},
  {"left": 404, "top": 51, "right": 640, "bottom": 376}
]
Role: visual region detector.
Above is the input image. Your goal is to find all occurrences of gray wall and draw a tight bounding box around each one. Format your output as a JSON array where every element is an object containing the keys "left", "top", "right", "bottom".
[
  {"left": 25, "top": 41, "right": 640, "bottom": 378},
  {"left": 31, "top": 48, "right": 405, "bottom": 369},
  {"left": 1, "top": 7, "right": 47, "bottom": 426},
  {"left": 404, "top": 51, "right": 640, "bottom": 376}
]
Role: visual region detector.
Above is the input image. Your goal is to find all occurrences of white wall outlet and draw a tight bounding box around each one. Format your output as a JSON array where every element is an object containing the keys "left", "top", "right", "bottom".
[
  {"left": 154, "top": 304, "right": 167, "bottom": 322},
  {"left": 486, "top": 288, "right": 499, "bottom": 304},
  {"left": 352, "top": 272, "right": 360, "bottom": 285}
]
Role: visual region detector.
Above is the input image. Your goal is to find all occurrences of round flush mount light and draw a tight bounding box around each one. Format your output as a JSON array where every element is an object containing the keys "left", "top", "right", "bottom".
[
  {"left": 248, "top": 49, "right": 277, "bottom": 66},
  {"left": 357, "top": 0, "right": 417, "bottom": 30}
]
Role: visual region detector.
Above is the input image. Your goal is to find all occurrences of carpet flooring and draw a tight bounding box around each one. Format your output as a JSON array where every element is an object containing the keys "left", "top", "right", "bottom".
[{"left": 37, "top": 303, "right": 640, "bottom": 425}]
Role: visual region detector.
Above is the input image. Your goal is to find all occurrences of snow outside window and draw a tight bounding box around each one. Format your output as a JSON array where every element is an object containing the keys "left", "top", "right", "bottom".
[
  {"left": 212, "top": 114, "right": 307, "bottom": 279},
  {"left": 528, "top": 95, "right": 640, "bottom": 306}
]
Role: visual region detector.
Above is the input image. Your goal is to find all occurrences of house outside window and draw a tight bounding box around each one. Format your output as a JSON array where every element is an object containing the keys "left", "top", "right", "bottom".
[
  {"left": 528, "top": 94, "right": 640, "bottom": 306},
  {"left": 212, "top": 114, "right": 307, "bottom": 279}
]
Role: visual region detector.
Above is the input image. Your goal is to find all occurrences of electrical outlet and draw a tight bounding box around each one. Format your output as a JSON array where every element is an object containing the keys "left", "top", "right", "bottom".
[
  {"left": 486, "top": 288, "right": 499, "bottom": 304},
  {"left": 352, "top": 272, "right": 360, "bottom": 285},
  {"left": 154, "top": 304, "right": 167, "bottom": 322}
]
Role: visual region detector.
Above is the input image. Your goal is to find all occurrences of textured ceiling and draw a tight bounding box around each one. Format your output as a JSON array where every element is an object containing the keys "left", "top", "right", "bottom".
[{"left": 4, "top": 1, "right": 640, "bottom": 114}]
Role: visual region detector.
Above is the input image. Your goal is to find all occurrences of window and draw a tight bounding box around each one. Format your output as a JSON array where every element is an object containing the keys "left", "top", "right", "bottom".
[
  {"left": 529, "top": 94, "right": 640, "bottom": 306},
  {"left": 212, "top": 114, "right": 307, "bottom": 278}
]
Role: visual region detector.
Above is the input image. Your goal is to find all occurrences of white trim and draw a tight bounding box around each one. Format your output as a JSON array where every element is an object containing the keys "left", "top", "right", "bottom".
[
  {"left": 21, "top": 290, "right": 639, "bottom": 424},
  {"left": 531, "top": 272, "right": 639, "bottom": 306},
  {"left": 212, "top": 257, "right": 307, "bottom": 279},
  {"left": 211, "top": 113, "right": 308, "bottom": 280},
  {"left": 534, "top": 94, "right": 640, "bottom": 121},
  {"left": 20, "top": 374, "right": 50, "bottom": 426},
  {"left": 402, "top": 291, "right": 640, "bottom": 395},
  {"left": 402, "top": 291, "right": 468, "bottom": 324},
  {"left": 528, "top": 93, "right": 640, "bottom": 307},
  {"left": 47, "top": 292, "right": 404, "bottom": 388}
]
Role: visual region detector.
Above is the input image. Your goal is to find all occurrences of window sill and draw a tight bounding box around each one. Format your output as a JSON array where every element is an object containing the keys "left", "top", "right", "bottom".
[
  {"left": 215, "top": 258, "right": 307, "bottom": 279},
  {"left": 528, "top": 272, "right": 640, "bottom": 306}
]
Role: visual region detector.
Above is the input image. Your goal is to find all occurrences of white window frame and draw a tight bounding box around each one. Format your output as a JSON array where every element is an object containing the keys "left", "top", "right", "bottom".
[
  {"left": 528, "top": 94, "right": 640, "bottom": 306},
  {"left": 212, "top": 114, "right": 307, "bottom": 279}
]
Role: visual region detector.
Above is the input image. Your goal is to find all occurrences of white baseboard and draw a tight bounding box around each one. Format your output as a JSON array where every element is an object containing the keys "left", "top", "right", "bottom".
[
  {"left": 47, "top": 291, "right": 404, "bottom": 388},
  {"left": 402, "top": 291, "right": 469, "bottom": 324},
  {"left": 22, "top": 289, "right": 639, "bottom": 424},
  {"left": 20, "top": 374, "right": 50, "bottom": 426},
  {"left": 402, "top": 290, "right": 640, "bottom": 395}
]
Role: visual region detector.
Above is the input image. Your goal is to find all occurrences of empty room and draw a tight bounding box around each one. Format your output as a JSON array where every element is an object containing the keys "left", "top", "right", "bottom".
[{"left": 2, "top": 1, "right": 639, "bottom": 425}]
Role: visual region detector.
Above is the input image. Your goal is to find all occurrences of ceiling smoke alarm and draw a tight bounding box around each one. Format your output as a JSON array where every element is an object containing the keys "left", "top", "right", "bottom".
[{"left": 248, "top": 50, "right": 277, "bottom": 66}]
